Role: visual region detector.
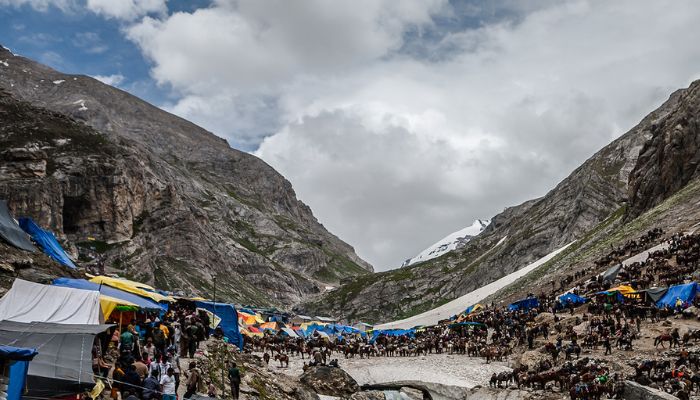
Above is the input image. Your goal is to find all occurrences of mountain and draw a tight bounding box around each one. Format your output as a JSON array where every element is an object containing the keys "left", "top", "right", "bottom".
[
  {"left": 302, "top": 81, "right": 699, "bottom": 324},
  {"left": 0, "top": 46, "right": 372, "bottom": 306},
  {"left": 401, "top": 219, "right": 490, "bottom": 267}
]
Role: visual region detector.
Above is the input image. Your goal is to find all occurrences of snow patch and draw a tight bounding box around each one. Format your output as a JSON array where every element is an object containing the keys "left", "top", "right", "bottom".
[
  {"left": 375, "top": 242, "right": 573, "bottom": 330},
  {"left": 53, "top": 80, "right": 65, "bottom": 85},
  {"left": 0, "top": 60, "right": 8, "bottom": 67},
  {"left": 72, "top": 99, "right": 88, "bottom": 111},
  {"left": 402, "top": 219, "right": 490, "bottom": 267}
]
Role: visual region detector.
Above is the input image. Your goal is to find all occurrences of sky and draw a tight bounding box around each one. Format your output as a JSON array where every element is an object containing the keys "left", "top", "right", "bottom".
[{"left": 2, "top": 1, "right": 700, "bottom": 271}]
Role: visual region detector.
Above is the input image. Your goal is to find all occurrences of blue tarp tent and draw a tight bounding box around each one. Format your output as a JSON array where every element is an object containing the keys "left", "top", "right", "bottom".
[
  {"left": 194, "top": 300, "right": 244, "bottom": 350},
  {"left": 508, "top": 297, "right": 539, "bottom": 312},
  {"left": 656, "top": 282, "right": 698, "bottom": 308},
  {"left": 559, "top": 293, "right": 588, "bottom": 305},
  {"left": 18, "top": 218, "right": 76, "bottom": 269},
  {"left": 369, "top": 328, "right": 416, "bottom": 344},
  {"left": 52, "top": 278, "right": 167, "bottom": 312},
  {"left": 0, "top": 345, "right": 38, "bottom": 400}
]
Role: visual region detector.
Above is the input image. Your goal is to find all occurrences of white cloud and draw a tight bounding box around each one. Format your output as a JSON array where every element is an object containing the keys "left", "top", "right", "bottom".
[
  {"left": 86, "top": 0, "right": 166, "bottom": 21},
  {"left": 124, "top": 0, "right": 700, "bottom": 270},
  {"left": 0, "top": 0, "right": 166, "bottom": 20},
  {"left": 92, "top": 73, "right": 124, "bottom": 86}
]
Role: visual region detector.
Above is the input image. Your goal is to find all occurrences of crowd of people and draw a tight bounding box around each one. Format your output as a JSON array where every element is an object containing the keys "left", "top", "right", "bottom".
[{"left": 90, "top": 301, "right": 242, "bottom": 400}]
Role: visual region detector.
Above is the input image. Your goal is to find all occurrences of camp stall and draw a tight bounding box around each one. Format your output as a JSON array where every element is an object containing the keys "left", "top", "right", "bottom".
[
  {"left": 656, "top": 282, "right": 698, "bottom": 309},
  {"left": 194, "top": 300, "right": 244, "bottom": 350},
  {"left": 0, "top": 345, "right": 38, "bottom": 400},
  {"left": 558, "top": 293, "right": 588, "bottom": 307},
  {"left": 0, "top": 321, "right": 111, "bottom": 397},
  {"left": 89, "top": 276, "right": 174, "bottom": 304},
  {"left": 0, "top": 279, "right": 103, "bottom": 324},
  {"left": 508, "top": 297, "right": 539, "bottom": 312}
]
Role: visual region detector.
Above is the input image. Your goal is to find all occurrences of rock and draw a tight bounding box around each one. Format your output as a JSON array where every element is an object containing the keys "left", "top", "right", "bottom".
[
  {"left": 300, "top": 366, "right": 360, "bottom": 397},
  {"left": 662, "top": 320, "right": 673, "bottom": 327},
  {"left": 683, "top": 306, "right": 698, "bottom": 316},
  {"left": 534, "top": 312, "right": 556, "bottom": 325},
  {"left": 623, "top": 380, "right": 679, "bottom": 400},
  {"left": 348, "top": 391, "right": 385, "bottom": 400},
  {"left": 518, "top": 349, "right": 553, "bottom": 371}
]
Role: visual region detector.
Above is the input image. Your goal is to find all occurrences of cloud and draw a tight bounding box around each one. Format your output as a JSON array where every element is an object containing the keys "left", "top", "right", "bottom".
[
  {"left": 0, "top": 0, "right": 166, "bottom": 20},
  {"left": 92, "top": 73, "right": 124, "bottom": 86},
  {"left": 128, "top": 1, "right": 700, "bottom": 270}
]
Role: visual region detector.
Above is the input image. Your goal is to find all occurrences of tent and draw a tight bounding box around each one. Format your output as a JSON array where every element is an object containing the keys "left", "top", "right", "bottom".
[
  {"left": 18, "top": 218, "right": 76, "bottom": 269},
  {"left": 0, "top": 321, "right": 110, "bottom": 397},
  {"left": 52, "top": 277, "right": 166, "bottom": 314},
  {"left": 608, "top": 285, "right": 636, "bottom": 295},
  {"left": 0, "top": 279, "right": 102, "bottom": 324},
  {"left": 656, "top": 282, "right": 698, "bottom": 308},
  {"left": 558, "top": 293, "right": 588, "bottom": 305},
  {"left": 448, "top": 321, "right": 486, "bottom": 329},
  {"left": 281, "top": 327, "right": 299, "bottom": 338},
  {"left": 0, "top": 200, "right": 36, "bottom": 252},
  {"left": 0, "top": 345, "right": 38, "bottom": 400},
  {"left": 508, "top": 297, "right": 539, "bottom": 312},
  {"left": 636, "top": 287, "right": 668, "bottom": 303},
  {"left": 464, "top": 304, "right": 484, "bottom": 314},
  {"left": 600, "top": 264, "right": 622, "bottom": 283},
  {"left": 194, "top": 300, "right": 244, "bottom": 350},
  {"left": 259, "top": 321, "right": 279, "bottom": 331},
  {"left": 89, "top": 275, "right": 173, "bottom": 303}
]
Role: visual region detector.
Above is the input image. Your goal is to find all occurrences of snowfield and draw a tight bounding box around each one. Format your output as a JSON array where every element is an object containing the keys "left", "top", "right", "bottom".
[
  {"left": 375, "top": 242, "right": 573, "bottom": 330},
  {"left": 402, "top": 219, "right": 490, "bottom": 267}
]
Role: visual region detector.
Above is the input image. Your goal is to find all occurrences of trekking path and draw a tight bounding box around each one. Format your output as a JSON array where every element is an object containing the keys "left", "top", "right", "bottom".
[
  {"left": 260, "top": 350, "right": 511, "bottom": 389},
  {"left": 374, "top": 243, "right": 573, "bottom": 330},
  {"left": 621, "top": 241, "right": 670, "bottom": 266}
]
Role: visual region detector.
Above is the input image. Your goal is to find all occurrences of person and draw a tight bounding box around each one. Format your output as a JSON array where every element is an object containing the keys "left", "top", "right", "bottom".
[
  {"left": 122, "top": 390, "right": 139, "bottom": 400},
  {"left": 160, "top": 367, "right": 177, "bottom": 400},
  {"left": 120, "top": 326, "right": 135, "bottom": 353},
  {"left": 142, "top": 369, "right": 161, "bottom": 400},
  {"left": 92, "top": 341, "right": 110, "bottom": 379},
  {"left": 187, "top": 323, "right": 199, "bottom": 358},
  {"left": 168, "top": 350, "right": 182, "bottom": 393},
  {"left": 228, "top": 362, "right": 241, "bottom": 399},
  {"left": 123, "top": 364, "right": 143, "bottom": 398},
  {"left": 207, "top": 380, "right": 217, "bottom": 398},
  {"left": 111, "top": 361, "right": 125, "bottom": 400},
  {"left": 184, "top": 361, "right": 201, "bottom": 399},
  {"left": 603, "top": 336, "right": 612, "bottom": 355},
  {"left": 133, "top": 354, "right": 149, "bottom": 380},
  {"left": 143, "top": 337, "right": 157, "bottom": 362}
]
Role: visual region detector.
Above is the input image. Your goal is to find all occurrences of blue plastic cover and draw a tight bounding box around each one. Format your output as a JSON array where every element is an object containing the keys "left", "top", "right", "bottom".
[
  {"left": 18, "top": 218, "right": 76, "bottom": 269},
  {"left": 656, "top": 282, "right": 698, "bottom": 308},
  {"left": 194, "top": 301, "right": 244, "bottom": 350},
  {"left": 559, "top": 293, "right": 587, "bottom": 305},
  {"left": 0, "top": 345, "right": 38, "bottom": 361},
  {"left": 508, "top": 297, "right": 539, "bottom": 312},
  {"left": 52, "top": 278, "right": 167, "bottom": 311}
]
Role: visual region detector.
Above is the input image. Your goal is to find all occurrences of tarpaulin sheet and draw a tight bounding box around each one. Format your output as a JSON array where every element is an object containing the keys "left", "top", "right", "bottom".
[
  {"left": 508, "top": 297, "right": 539, "bottom": 311},
  {"left": 0, "top": 279, "right": 102, "bottom": 324},
  {"left": 89, "top": 276, "right": 173, "bottom": 303},
  {"left": 0, "top": 345, "right": 37, "bottom": 361},
  {"left": 53, "top": 278, "right": 166, "bottom": 311},
  {"left": 601, "top": 264, "right": 622, "bottom": 283},
  {"left": 558, "top": 293, "right": 587, "bottom": 305},
  {"left": 7, "top": 358, "right": 30, "bottom": 400},
  {"left": 657, "top": 282, "right": 698, "bottom": 308},
  {"left": 194, "top": 300, "right": 244, "bottom": 350},
  {"left": 641, "top": 287, "right": 668, "bottom": 303},
  {"left": 0, "top": 200, "right": 36, "bottom": 252},
  {"left": 0, "top": 321, "right": 111, "bottom": 397},
  {"left": 19, "top": 218, "right": 76, "bottom": 269}
]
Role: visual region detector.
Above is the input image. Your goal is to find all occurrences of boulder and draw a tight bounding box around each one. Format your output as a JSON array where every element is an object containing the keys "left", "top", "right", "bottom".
[
  {"left": 518, "top": 349, "right": 553, "bottom": 370},
  {"left": 623, "top": 380, "right": 679, "bottom": 400},
  {"left": 300, "top": 366, "right": 360, "bottom": 397},
  {"left": 348, "top": 391, "right": 386, "bottom": 400}
]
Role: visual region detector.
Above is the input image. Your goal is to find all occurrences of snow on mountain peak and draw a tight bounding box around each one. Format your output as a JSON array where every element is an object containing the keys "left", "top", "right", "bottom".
[{"left": 401, "top": 219, "right": 490, "bottom": 267}]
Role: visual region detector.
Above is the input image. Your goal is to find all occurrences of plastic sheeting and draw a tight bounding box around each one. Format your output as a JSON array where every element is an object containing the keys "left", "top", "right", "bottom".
[
  {"left": 0, "top": 200, "right": 36, "bottom": 252},
  {"left": 52, "top": 278, "right": 166, "bottom": 312},
  {"left": 0, "top": 345, "right": 37, "bottom": 361},
  {"left": 89, "top": 276, "right": 173, "bottom": 303},
  {"left": 19, "top": 218, "right": 76, "bottom": 269},
  {"left": 639, "top": 287, "right": 668, "bottom": 303},
  {"left": 0, "top": 321, "right": 111, "bottom": 397},
  {"left": 657, "top": 282, "right": 698, "bottom": 308},
  {"left": 601, "top": 264, "right": 622, "bottom": 283},
  {"left": 508, "top": 297, "right": 539, "bottom": 311},
  {"left": 194, "top": 301, "right": 244, "bottom": 350},
  {"left": 0, "top": 279, "right": 102, "bottom": 324},
  {"left": 0, "top": 345, "right": 38, "bottom": 400},
  {"left": 558, "top": 293, "right": 587, "bottom": 305}
]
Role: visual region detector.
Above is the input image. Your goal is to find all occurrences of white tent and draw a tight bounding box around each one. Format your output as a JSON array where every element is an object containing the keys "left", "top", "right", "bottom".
[{"left": 0, "top": 279, "right": 102, "bottom": 324}]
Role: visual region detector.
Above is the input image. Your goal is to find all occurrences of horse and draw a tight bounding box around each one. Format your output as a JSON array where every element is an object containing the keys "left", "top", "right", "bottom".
[
  {"left": 654, "top": 333, "right": 673, "bottom": 348},
  {"left": 274, "top": 353, "right": 289, "bottom": 368}
]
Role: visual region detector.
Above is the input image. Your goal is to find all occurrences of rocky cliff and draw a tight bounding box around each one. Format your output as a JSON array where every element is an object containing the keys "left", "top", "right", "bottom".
[
  {"left": 0, "top": 47, "right": 372, "bottom": 307},
  {"left": 303, "top": 82, "right": 692, "bottom": 323}
]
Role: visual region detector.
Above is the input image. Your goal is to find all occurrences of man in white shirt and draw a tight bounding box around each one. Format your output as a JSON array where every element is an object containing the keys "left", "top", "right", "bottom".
[{"left": 160, "top": 367, "right": 177, "bottom": 400}]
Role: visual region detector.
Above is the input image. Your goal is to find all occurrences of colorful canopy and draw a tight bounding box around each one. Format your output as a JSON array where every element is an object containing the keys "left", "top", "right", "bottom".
[
  {"left": 89, "top": 275, "right": 174, "bottom": 303},
  {"left": 18, "top": 218, "right": 76, "bottom": 269},
  {"left": 657, "top": 282, "right": 698, "bottom": 308},
  {"left": 53, "top": 278, "right": 166, "bottom": 314}
]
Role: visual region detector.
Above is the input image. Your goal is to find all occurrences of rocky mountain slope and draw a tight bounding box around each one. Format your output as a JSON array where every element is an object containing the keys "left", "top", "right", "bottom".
[
  {"left": 303, "top": 81, "right": 696, "bottom": 324},
  {"left": 0, "top": 46, "right": 372, "bottom": 307},
  {"left": 401, "top": 219, "right": 490, "bottom": 267}
]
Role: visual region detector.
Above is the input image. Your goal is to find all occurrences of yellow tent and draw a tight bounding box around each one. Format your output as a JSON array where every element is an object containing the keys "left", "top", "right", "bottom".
[
  {"left": 89, "top": 276, "right": 174, "bottom": 303},
  {"left": 259, "top": 322, "right": 279, "bottom": 331},
  {"left": 99, "top": 295, "right": 138, "bottom": 320},
  {"left": 608, "top": 285, "right": 635, "bottom": 295}
]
